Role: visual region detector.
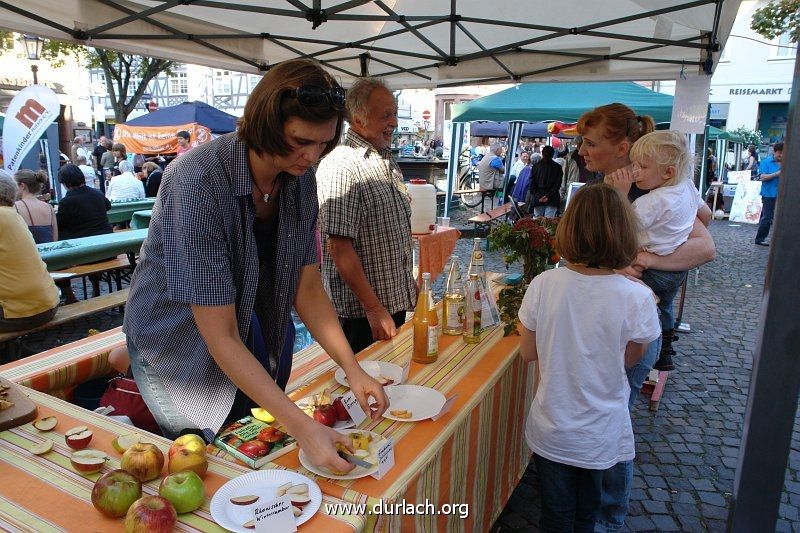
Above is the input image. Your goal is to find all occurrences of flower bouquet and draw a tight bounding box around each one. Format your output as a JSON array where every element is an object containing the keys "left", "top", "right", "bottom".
[{"left": 489, "top": 217, "right": 559, "bottom": 335}]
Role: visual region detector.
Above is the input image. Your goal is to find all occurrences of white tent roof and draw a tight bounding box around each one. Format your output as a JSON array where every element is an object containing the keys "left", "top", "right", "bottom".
[{"left": 0, "top": 0, "right": 740, "bottom": 88}]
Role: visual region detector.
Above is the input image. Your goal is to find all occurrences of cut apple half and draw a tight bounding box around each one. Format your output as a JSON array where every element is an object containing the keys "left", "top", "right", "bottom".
[
  {"left": 111, "top": 433, "right": 141, "bottom": 454},
  {"left": 243, "top": 519, "right": 255, "bottom": 529},
  {"left": 230, "top": 495, "right": 259, "bottom": 506},
  {"left": 289, "top": 494, "right": 311, "bottom": 508},
  {"left": 70, "top": 449, "right": 107, "bottom": 474},
  {"left": 30, "top": 439, "right": 54, "bottom": 455},
  {"left": 292, "top": 505, "right": 303, "bottom": 517},
  {"left": 32, "top": 416, "right": 58, "bottom": 431},
  {"left": 65, "top": 426, "right": 93, "bottom": 450}
]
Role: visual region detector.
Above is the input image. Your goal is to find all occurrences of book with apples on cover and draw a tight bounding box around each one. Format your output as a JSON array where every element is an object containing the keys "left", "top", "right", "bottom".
[{"left": 212, "top": 416, "right": 297, "bottom": 469}]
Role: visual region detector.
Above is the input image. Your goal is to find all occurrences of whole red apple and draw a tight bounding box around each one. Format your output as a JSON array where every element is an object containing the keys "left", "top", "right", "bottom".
[
  {"left": 92, "top": 469, "right": 142, "bottom": 518},
  {"left": 159, "top": 471, "right": 205, "bottom": 514},
  {"left": 124, "top": 495, "right": 177, "bottom": 533},
  {"left": 257, "top": 426, "right": 285, "bottom": 443},
  {"left": 313, "top": 404, "right": 337, "bottom": 427},
  {"left": 121, "top": 442, "right": 165, "bottom": 482},
  {"left": 332, "top": 398, "right": 350, "bottom": 421},
  {"left": 237, "top": 440, "right": 270, "bottom": 458}
]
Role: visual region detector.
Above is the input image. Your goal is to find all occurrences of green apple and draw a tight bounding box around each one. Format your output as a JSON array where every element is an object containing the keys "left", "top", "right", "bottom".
[{"left": 158, "top": 471, "right": 205, "bottom": 514}]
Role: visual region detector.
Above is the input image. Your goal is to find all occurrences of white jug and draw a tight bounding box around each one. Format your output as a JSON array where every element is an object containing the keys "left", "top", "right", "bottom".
[{"left": 407, "top": 179, "right": 436, "bottom": 234}]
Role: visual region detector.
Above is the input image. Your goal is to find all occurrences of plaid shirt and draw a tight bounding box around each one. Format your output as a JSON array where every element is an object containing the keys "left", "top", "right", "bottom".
[
  {"left": 123, "top": 132, "right": 318, "bottom": 434},
  {"left": 317, "top": 130, "right": 416, "bottom": 318}
]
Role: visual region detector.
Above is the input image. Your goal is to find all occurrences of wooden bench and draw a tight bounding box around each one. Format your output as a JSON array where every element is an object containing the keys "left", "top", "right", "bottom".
[
  {"left": 467, "top": 202, "right": 526, "bottom": 237},
  {"left": 0, "top": 289, "right": 130, "bottom": 362},
  {"left": 54, "top": 254, "right": 135, "bottom": 300}
]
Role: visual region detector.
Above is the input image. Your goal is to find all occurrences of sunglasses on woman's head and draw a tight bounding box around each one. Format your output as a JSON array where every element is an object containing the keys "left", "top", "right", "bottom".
[{"left": 287, "top": 86, "right": 346, "bottom": 110}]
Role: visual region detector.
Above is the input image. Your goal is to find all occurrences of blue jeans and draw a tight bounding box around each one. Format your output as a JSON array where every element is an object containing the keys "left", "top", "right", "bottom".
[
  {"left": 595, "top": 336, "right": 661, "bottom": 532},
  {"left": 533, "top": 205, "right": 558, "bottom": 217},
  {"left": 127, "top": 337, "right": 197, "bottom": 440},
  {"left": 534, "top": 453, "right": 604, "bottom": 532},
  {"left": 641, "top": 268, "right": 686, "bottom": 331},
  {"left": 755, "top": 196, "right": 776, "bottom": 243}
]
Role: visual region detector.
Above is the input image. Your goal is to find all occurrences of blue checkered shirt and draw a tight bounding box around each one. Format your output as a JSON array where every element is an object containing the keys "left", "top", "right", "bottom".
[
  {"left": 123, "top": 132, "right": 318, "bottom": 433},
  {"left": 317, "top": 130, "right": 416, "bottom": 318}
]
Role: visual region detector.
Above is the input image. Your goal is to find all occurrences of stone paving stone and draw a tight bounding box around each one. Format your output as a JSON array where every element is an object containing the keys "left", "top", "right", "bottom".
[
  {"left": 677, "top": 514, "right": 705, "bottom": 532},
  {"left": 641, "top": 500, "right": 668, "bottom": 514},
  {"left": 626, "top": 515, "right": 656, "bottom": 531},
  {"left": 650, "top": 514, "right": 680, "bottom": 531}
]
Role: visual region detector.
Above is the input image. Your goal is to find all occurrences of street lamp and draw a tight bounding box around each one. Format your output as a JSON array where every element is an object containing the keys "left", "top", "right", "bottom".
[{"left": 21, "top": 34, "right": 45, "bottom": 85}]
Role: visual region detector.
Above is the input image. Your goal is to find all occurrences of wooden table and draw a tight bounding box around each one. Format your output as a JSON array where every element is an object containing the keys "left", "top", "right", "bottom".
[
  {"left": 37, "top": 230, "right": 148, "bottom": 271},
  {"left": 107, "top": 199, "right": 155, "bottom": 224},
  {"left": 1, "top": 280, "right": 533, "bottom": 532}
]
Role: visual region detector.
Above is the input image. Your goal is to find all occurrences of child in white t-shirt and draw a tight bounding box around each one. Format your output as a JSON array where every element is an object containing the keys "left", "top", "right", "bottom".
[
  {"left": 626, "top": 130, "right": 705, "bottom": 371},
  {"left": 518, "top": 183, "right": 660, "bottom": 531}
]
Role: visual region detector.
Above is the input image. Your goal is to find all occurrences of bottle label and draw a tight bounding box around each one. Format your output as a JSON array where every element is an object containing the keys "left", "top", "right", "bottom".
[
  {"left": 445, "top": 300, "right": 465, "bottom": 329},
  {"left": 427, "top": 326, "right": 439, "bottom": 355},
  {"left": 471, "top": 249, "right": 484, "bottom": 266}
]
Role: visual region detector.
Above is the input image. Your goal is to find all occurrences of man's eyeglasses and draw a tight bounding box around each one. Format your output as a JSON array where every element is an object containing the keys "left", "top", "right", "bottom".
[{"left": 286, "top": 86, "right": 346, "bottom": 110}]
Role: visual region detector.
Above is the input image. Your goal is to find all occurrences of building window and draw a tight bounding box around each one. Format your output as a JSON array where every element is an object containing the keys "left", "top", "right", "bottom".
[
  {"left": 170, "top": 72, "right": 188, "bottom": 95},
  {"left": 443, "top": 100, "right": 454, "bottom": 120},
  {"left": 249, "top": 75, "right": 261, "bottom": 92},
  {"left": 773, "top": 31, "right": 797, "bottom": 58},
  {"left": 215, "top": 70, "right": 231, "bottom": 95}
]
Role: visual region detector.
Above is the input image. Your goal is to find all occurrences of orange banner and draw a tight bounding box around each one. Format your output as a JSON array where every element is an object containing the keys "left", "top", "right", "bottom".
[{"left": 112, "top": 122, "right": 212, "bottom": 154}]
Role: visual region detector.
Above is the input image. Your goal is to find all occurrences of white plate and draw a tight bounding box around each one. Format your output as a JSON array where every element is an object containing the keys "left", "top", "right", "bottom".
[
  {"left": 384, "top": 385, "right": 447, "bottom": 422},
  {"left": 334, "top": 361, "right": 404, "bottom": 388},
  {"left": 210, "top": 470, "right": 321, "bottom": 532},
  {"left": 295, "top": 394, "right": 355, "bottom": 430},
  {"left": 298, "top": 429, "right": 383, "bottom": 480}
]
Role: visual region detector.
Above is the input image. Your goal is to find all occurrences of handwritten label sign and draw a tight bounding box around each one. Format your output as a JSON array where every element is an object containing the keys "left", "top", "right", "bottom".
[
  {"left": 254, "top": 495, "right": 296, "bottom": 533},
  {"left": 371, "top": 438, "right": 395, "bottom": 480},
  {"left": 341, "top": 391, "right": 367, "bottom": 426}
]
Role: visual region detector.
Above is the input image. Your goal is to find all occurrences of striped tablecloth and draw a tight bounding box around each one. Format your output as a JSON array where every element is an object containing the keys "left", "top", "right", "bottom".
[{"left": 0, "top": 279, "right": 533, "bottom": 532}]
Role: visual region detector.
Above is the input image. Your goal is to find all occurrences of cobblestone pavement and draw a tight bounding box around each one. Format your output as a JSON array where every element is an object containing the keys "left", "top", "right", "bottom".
[{"left": 11, "top": 205, "right": 792, "bottom": 532}]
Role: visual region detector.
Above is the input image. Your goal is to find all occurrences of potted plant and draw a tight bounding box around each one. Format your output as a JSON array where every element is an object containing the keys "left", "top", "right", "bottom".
[{"left": 489, "top": 217, "right": 560, "bottom": 336}]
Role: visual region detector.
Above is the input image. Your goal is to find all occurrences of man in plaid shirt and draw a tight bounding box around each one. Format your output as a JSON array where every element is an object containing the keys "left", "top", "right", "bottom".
[{"left": 317, "top": 78, "right": 416, "bottom": 353}]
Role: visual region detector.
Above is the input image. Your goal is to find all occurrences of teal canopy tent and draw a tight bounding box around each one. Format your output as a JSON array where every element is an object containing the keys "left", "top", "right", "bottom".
[
  {"left": 451, "top": 82, "right": 674, "bottom": 124},
  {"left": 708, "top": 126, "right": 745, "bottom": 144}
]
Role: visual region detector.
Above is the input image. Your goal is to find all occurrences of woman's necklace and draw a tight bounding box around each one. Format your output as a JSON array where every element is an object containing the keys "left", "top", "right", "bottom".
[{"left": 252, "top": 177, "right": 278, "bottom": 203}]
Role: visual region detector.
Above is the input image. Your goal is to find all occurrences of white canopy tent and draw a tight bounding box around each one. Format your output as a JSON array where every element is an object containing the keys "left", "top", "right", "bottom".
[{"left": 0, "top": 1, "right": 739, "bottom": 88}]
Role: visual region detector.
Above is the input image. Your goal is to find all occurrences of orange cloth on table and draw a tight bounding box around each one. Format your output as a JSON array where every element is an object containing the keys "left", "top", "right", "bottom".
[
  {"left": 0, "top": 207, "right": 59, "bottom": 319},
  {"left": 416, "top": 226, "right": 460, "bottom": 280}
]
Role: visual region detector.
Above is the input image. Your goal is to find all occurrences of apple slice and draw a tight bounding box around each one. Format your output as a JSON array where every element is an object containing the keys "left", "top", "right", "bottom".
[
  {"left": 33, "top": 416, "right": 58, "bottom": 431},
  {"left": 289, "top": 494, "right": 311, "bottom": 508},
  {"left": 70, "top": 449, "right": 108, "bottom": 474},
  {"left": 275, "top": 481, "right": 292, "bottom": 497},
  {"left": 292, "top": 505, "right": 303, "bottom": 517},
  {"left": 30, "top": 439, "right": 54, "bottom": 455},
  {"left": 243, "top": 520, "right": 255, "bottom": 529},
  {"left": 111, "top": 433, "right": 141, "bottom": 454},
  {"left": 230, "top": 495, "right": 259, "bottom": 506},
  {"left": 286, "top": 483, "right": 308, "bottom": 495},
  {"left": 65, "top": 426, "right": 93, "bottom": 450}
]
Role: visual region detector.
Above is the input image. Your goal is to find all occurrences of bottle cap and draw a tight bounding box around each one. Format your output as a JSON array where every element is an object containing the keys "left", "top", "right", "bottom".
[{"left": 422, "top": 272, "right": 431, "bottom": 280}]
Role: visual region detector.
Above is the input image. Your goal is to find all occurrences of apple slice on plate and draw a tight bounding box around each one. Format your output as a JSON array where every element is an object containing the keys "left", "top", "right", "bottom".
[{"left": 70, "top": 449, "right": 108, "bottom": 474}]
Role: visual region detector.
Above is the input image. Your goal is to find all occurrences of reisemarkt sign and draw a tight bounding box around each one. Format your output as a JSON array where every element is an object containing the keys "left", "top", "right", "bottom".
[{"left": 2, "top": 85, "right": 60, "bottom": 174}]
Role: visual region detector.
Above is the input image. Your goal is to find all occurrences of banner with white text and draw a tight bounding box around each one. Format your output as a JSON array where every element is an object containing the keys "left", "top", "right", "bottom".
[{"left": 2, "top": 85, "right": 60, "bottom": 174}]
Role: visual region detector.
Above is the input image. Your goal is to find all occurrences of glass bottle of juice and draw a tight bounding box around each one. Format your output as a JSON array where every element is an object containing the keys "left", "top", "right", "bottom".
[
  {"left": 442, "top": 255, "right": 465, "bottom": 335},
  {"left": 463, "top": 273, "right": 482, "bottom": 344},
  {"left": 467, "top": 237, "right": 487, "bottom": 292},
  {"left": 412, "top": 272, "right": 439, "bottom": 363}
]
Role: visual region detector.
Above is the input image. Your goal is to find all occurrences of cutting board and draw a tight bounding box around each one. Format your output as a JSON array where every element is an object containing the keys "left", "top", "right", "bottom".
[{"left": 0, "top": 376, "right": 37, "bottom": 431}]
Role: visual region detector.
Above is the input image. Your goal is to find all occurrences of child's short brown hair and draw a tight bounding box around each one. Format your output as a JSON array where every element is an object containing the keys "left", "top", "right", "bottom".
[
  {"left": 556, "top": 183, "right": 640, "bottom": 269},
  {"left": 237, "top": 59, "right": 344, "bottom": 158}
]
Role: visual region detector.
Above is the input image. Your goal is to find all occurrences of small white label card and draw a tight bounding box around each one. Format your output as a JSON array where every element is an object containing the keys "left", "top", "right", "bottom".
[
  {"left": 254, "top": 495, "right": 296, "bottom": 533},
  {"left": 371, "top": 437, "right": 395, "bottom": 480},
  {"left": 400, "top": 360, "right": 411, "bottom": 383},
  {"left": 341, "top": 390, "right": 368, "bottom": 426},
  {"left": 431, "top": 393, "right": 459, "bottom": 421}
]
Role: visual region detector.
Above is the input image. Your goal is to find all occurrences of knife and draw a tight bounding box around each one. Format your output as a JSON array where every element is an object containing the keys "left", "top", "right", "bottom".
[{"left": 339, "top": 451, "right": 374, "bottom": 469}]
